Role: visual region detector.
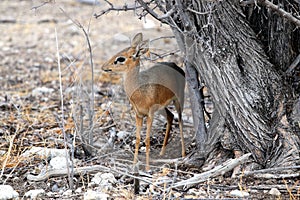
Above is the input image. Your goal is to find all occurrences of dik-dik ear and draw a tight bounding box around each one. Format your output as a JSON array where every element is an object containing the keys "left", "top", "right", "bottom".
[
  {"left": 131, "top": 33, "right": 150, "bottom": 58},
  {"left": 131, "top": 33, "right": 143, "bottom": 48}
]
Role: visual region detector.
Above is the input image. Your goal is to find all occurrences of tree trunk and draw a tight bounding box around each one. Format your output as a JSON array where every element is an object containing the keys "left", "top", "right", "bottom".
[{"left": 164, "top": 0, "right": 300, "bottom": 168}]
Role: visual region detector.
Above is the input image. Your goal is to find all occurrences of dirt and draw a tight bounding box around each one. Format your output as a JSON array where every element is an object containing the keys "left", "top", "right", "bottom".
[{"left": 0, "top": 0, "right": 299, "bottom": 199}]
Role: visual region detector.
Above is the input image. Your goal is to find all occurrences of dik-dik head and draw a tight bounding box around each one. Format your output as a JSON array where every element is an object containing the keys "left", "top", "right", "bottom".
[{"left": 102, "top": 33, "right": 149, "bottom": 73}]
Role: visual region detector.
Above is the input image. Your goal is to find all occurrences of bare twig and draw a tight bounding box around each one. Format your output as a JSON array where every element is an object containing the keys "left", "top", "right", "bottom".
[
  {"left": 0, "top": 127, "right": 18, "bottom": 182},
  {"left": 136, "top": 0, "right": 160, "bottom": 21},
  {"left": 94, "top": 2, "right": 142, "bottom": 18},
  {"left": 240, "top": 165, "right": 300, "bottom": 176},
  {"left": 248, "top": 0, "right": 300, "bottom": 27},
  {"left": 59, "top": 7, "right": 95, "bottom": 155},
  {"left": 27, "top": 165, "right": 111, "bottom": 181},
  {"left": 172, "top": 153, "right": 252, "bottom": 188},
  {"left": 148, "top": 49, "right": 180, "bottom": 60},
  {"left": 250, "top": 173, "right": 300, "bottom": 179},
  {"left": 211, "top": 184, "right": 300, "bottom": 192},
  {"left": 27, "top": 164, "right": 152, "bottom": 185},
  {"left": 55, "top": 28, "right": 74, "bottom": 190},
  {"left": 286, "top": 54, "right": 300, "bottom": 74},
  {"left": 187, "top": 7, "right": 214, "bottom": 15},
  {"left": 158, "top": 7, "right": 176, "bottom": 19},
  {"left": 31, "top": 0, "right": 53, "bottom": 11}
]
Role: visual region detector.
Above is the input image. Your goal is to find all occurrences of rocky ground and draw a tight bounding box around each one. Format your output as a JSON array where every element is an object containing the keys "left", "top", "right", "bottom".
[{"left": 0, "top": 0, "right": 299, "bottom": 199}]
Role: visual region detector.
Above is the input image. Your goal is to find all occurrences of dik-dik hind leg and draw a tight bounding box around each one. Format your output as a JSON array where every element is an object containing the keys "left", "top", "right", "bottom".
[
  {"left": 134, "top": 115, "right": 143, "bottom": 164},
  {"left": 159, "top": 108, "right": 174, "bottom": 156},
  {"left": 175, "top": 100, "right": 186, "bottom": 157}
]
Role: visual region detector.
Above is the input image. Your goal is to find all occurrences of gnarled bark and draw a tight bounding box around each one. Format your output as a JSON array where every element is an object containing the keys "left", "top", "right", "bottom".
[{"left": 165, "top": 0, "right": 300, "bottom": 167}]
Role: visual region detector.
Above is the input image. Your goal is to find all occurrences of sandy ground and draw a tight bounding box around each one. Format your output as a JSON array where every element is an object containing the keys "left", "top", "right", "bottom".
[{"left": 1, "top": 1, "right": 297, "bottom": 199}]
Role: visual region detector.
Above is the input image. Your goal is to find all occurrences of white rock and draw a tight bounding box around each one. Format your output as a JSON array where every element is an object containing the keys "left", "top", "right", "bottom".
[
  {"left": 44, "top": 57, "right": 54, "bottom": 63},
  {"left": 49, "top": 156, "right": 70, "bottom": 169},
  {"left": 75, "top": 187, "right": 83, "bottom": 193},
  {"left": 140, "top": 146, "right": 146, "bottom": 153},
  {"left": 230, "top": 189, "right": 249, "bottom": 198},
  {"left": 84, "top": 190, "right": 108, "bottom": 200},
  {"left": 269, "top": 188, "right": 281, "bottom": 196},
  {"left": 22, "top": 147, "right": 67, "bottom": 159},
  {"left": 24, "top": 189, "right": 45, "bottom": 199},
  {"left": 63, "top": 189, "right": 73, "bottom": 196},
  {"left": 100, "top": 101, "right": 113, "bottom": 111},
  {"left": 0, "top": 185, "right": 19, "bottom": 200},
  {"left": 46, "top": 191, "right": 55, "bottom": 197},
  {"left": 117, "top": 131, "right": 130, "bottom": 140},
  {"left": 32, "top": 87, "right": 54, "bottom": 96},
  {"left": 89, "top": 172, "right": 116, "bottom": 190},
  {"left": 0, "top": 150, "right": 6, "bottom": 156}
]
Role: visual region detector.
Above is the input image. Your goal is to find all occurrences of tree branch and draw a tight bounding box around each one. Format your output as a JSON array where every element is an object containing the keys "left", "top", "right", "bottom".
[
  {"left": 94, "top": 2, "right": 142, "bottom": 18},
  {"left": 286, "top": 54, "right": 300, "bottom": 74},
  {"left": 172, "top": 153, "right": 252, "bottom": 188},
  {"left": 242, "top": 0, "right": 300, "bottom": 27},
  {"left": 136, "top": 0, "right": 160, "bottom": 21}
]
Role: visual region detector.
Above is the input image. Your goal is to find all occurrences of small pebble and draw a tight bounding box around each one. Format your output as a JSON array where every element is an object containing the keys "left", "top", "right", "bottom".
[
  {"left": 84, "top": 190, "right": 108, "bottom": 200},
  {"left": 269, "top": 188, "right": 281, "bottom": 196},
  {"left": 0, "top": 185, "right": 19, "bottom": 200},
  {"left": 24, "top": 189, "right": 45, "bottom": 199},
  {"left": 230, "top": 189, "right": 249, "bottom": 198}
]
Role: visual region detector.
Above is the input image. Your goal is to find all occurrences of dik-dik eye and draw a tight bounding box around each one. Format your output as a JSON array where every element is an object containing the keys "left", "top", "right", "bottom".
[{"left": 114, "top": 56, "right": 126, "bottom": 64}]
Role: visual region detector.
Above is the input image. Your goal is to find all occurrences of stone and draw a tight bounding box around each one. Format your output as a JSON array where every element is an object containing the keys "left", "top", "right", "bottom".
[
  {"left": 24, "top": 189, "right": 45, "bottom": 199},
  {"left": 230, "top": 189, "right": 250, "bottom": 198},
  {"left": 32, "top": 87, "right": 54, "bottom": 96},
  {"left": 49, "top": 156, "right": 70, "bottom": 170},
  {"left": 89, "top": 172, "right": 116, "bottom": 190},
  {"left": 269, "top": 188, "right": 281, "bottom": 196},
  {"left": 22, "top": 147, "right": 66, "bottom": 159},
  {"left": 0, "top": 185, "right": 19, "bottom": 200},
  {"left": 84, "top": 190, "right": 109, "bottom": 200}
]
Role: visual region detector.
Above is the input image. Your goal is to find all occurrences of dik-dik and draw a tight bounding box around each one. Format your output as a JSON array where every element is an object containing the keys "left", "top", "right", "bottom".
[{"left": 102, "top": 33, "right": 185, "bottom": 170}]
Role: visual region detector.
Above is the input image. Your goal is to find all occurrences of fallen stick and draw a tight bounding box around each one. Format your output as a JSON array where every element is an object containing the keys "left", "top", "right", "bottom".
[
  {"left": 27, "top": 164, "right": 153, "bottom": 185},
  {"left": 27, "top": 165, "right": 110, "bottom": 181},
  {"left": 172, "top": 153, "right": 252, "bottom": 188}
]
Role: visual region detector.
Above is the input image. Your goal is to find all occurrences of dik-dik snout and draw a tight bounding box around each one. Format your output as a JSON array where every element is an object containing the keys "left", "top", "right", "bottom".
[{"left": 102, "top": 33, "right": 186, "bottom": 170}]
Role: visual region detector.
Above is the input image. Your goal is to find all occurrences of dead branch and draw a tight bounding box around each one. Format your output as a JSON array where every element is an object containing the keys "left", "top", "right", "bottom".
[
  {"left": 286, "top": 54, "right": 300, "bottom": 74},
  {"left": 242, "top": 0, "right": 300, "bottom": 27},
  {"left": 250, "top": 173, "right": 300, "bottom": 179},
  {"left": 172, "top": 153, "right": 252, "bottom": 188},
  {"left": 59, "top": 7, "right": 96, "bottom": 155},
  {"left": 31, "top": 0, "right": 54, "bottom": 11},
  {"left": 55, "top": 28, "right": 74, "bottom": 190},
  {"left": 246, "top": 165, "right": 300, "bottom": 174},
  {"left": 234, "top": 165, "right": 300, "bottom": 183},
  {"left": 259, "top": 0, "right": 300, "bottom": 27},
  {"left": 27, "top": 164, "right": 153, "bottom": 185},
  {"left": 147, "top": 49, "right": 180, "bottom": 61},
  {"left": 211, "top": 184, "right": 300, "bottom": 193},
  {"left": 94, "top": 2, "right": 142, "bottom": 18},
  {"left": 27, "top": 165, "right": 111, "bottom": 181},
  {"left": 136, "top": 0, "right": 160, "bottom": 21}
]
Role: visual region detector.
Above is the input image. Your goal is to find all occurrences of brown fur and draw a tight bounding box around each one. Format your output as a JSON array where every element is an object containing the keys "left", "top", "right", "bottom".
[{"left": 102, "top": 33, "right": 186, "bottom": 170}]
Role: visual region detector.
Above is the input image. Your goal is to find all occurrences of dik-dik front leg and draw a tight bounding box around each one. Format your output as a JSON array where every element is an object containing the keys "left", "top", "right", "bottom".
[
  {"left": 145, "top": 115, "right": 154, "bottom": 171},
  {"left": 134, "top": 115, "right": 143, "bottom": 165}
]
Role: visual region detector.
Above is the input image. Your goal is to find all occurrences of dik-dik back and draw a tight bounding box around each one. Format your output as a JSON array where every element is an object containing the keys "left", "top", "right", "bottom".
[{"left": 102, "top": 33, "right": 186, "bottom": 170}]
